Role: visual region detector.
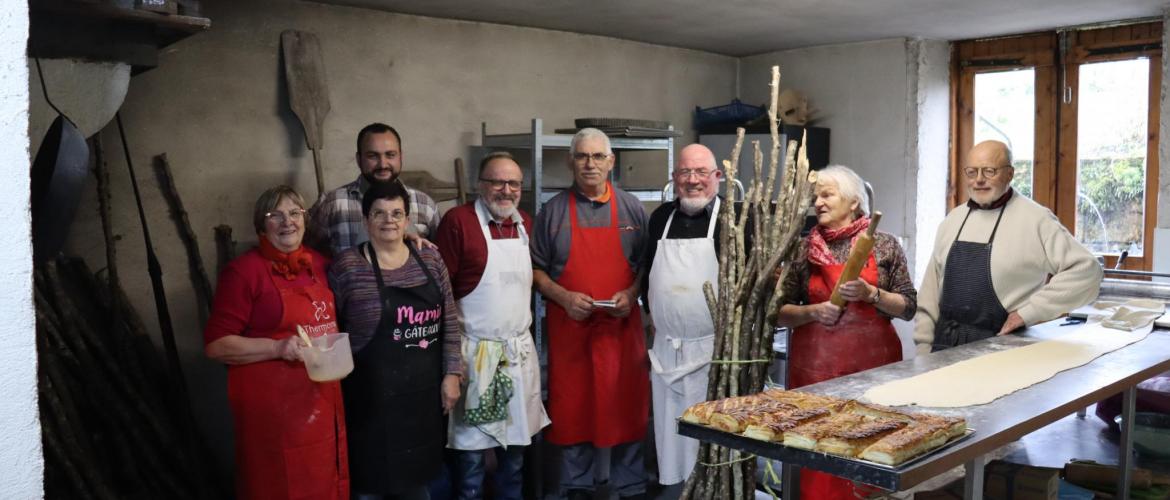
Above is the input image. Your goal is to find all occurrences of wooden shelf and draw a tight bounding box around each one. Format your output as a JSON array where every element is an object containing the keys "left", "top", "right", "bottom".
[{"left": 29, "top": 0, "right": 211, "bottom": 74}]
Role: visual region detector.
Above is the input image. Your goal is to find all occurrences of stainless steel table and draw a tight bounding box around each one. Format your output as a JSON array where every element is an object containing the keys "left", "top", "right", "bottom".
[{"left": 678, "top": 320, "right": 1170, "bottom": 498}]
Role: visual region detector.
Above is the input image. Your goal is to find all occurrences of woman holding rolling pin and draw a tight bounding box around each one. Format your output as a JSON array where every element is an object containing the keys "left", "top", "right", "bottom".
[{"left": 776, "top": 165, "right": 917, "bottom": 500}]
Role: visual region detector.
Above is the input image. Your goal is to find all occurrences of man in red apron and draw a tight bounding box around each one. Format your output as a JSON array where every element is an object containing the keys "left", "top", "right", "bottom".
[{"left": 531, "top": 128, "right": 650, "bottom": 500}]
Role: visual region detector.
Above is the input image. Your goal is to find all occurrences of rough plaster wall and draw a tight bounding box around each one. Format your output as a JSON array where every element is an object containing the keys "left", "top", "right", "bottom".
[
  {"left": 908, "top": 39, "right": 950, "bottom": 284},
  {"left": 740, "top": 39, "right": 950, "bottom": 357},
  {"left": 0, "top": 0, "right": 43, "bottom": 497},
  {"left": 28, "top": 59, "right": 130, "bottom": 155},
  {"left": 61, "top": 0, "right": 735, "bottom": 473},
  {"left": 739, "top": 40, "right": 912, "bottom": 239}
]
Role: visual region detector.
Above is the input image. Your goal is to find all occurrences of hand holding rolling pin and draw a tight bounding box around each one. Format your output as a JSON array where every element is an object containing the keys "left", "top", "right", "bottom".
[
  {"left": 828, "top": 211, "right": 883, "bottom": 316},
  {"left": 836, "top": 279, "right": 877, "bottom": 303},
  {"left": 809, "top": 301, "right": 844, "bottom": 326}
]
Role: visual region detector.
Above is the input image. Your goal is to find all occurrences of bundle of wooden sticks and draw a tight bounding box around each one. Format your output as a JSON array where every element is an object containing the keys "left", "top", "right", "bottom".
[{"left": 681, "top": 65, "right": 817, "bottom": 500}]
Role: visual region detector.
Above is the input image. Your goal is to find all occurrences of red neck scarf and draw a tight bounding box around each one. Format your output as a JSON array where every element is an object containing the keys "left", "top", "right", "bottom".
[
  {"left": 806, "top": 216, "right": 871, "bottom": 267},
  {"left": 257, "top": 236, "right": 313, "bottom": 280}
]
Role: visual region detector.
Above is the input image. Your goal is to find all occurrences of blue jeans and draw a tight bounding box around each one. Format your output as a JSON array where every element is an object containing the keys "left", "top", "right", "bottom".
[{"left": 452, "top": 447, "right": 526, "bottom": 500}]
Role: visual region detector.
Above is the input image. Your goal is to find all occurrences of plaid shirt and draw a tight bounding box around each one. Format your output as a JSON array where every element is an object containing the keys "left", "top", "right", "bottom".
[{"left": 307, "top": 175, "right": 441, "bottom": 257}]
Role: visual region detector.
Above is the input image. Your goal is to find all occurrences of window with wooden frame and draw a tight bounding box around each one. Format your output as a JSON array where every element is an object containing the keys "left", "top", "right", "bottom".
[{"left": 951, "top": 21, "right": 1161, "bottom": 271}]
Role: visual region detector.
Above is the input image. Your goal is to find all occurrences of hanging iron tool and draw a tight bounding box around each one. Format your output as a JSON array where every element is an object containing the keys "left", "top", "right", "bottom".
[
  {"left": 114, "top": 113, "right": 193, "bottom": 418},
  {"left": 30, "top": 58, "right": 89, "bottom": 262}
]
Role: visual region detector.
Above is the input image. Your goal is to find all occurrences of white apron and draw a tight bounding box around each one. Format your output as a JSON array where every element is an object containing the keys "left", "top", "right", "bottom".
[
  {"left": 448, "top": 200, "right": 550, "bottom": 450},
  {"left": 648, "top": 197, "right": 720, "bottom": 485}
]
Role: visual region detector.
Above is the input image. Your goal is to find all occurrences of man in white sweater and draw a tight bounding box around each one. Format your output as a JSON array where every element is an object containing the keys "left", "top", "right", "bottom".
[{"left": 914, "top": 140, "right": 1102, "bottom": 354}]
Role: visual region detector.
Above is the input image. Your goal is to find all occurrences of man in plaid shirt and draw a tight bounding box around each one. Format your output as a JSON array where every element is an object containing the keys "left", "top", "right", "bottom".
[{"left": 307, "top": 123, "right": 441, "bottom": 257}]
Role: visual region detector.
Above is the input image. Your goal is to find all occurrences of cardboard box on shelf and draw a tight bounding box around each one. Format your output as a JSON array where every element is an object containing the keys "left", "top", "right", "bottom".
[
  {"left": 984, "top": 460, "right": 1060, "bottom": 500},
  {"left": 912, "top": 461, "right": 1058, "bottom": 500}
]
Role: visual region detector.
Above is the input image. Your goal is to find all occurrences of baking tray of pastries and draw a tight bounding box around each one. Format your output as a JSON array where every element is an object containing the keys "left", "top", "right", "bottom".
[{"left": 678, "top": 389, "right": 971, "bottom": 471}]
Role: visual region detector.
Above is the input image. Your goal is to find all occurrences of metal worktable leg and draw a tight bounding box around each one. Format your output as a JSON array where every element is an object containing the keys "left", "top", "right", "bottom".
[
  {"left": 781, "top": 463, "right": 798, "bottom": 499},
  {"left": 1119, "top": 386, "right": 1136, "bottom": 499},
  {"left": 964, "top": 455, "right": 985, "bottom": 500}
]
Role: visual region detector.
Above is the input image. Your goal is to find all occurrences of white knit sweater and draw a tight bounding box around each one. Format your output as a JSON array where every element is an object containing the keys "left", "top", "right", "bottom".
[{"left": 914, "top": 193, "right": 1103, "bottom": 354}]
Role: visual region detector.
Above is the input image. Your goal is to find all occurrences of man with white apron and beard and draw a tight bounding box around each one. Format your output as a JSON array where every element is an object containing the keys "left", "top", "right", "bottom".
[
  {"left": 641, "top": 144, "right": 728, "bottom": 488},
  {"left": 435, "top": 152, "right": 549, "bottom": 500}
]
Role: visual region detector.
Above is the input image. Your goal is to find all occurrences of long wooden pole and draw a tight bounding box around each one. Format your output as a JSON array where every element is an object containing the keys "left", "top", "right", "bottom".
[{"left": 682, "top": 65, "right": 816, "bottom": 500}]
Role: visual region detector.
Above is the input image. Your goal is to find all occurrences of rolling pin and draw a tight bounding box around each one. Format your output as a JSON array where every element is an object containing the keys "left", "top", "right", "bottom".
[{"left": 829, "top": 211, "right": 882, "bottom": 307}]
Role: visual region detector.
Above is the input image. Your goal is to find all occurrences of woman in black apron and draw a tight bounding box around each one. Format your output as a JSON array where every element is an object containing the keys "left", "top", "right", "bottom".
[{"left": 330, "top": 181, "right": 463, "bottom": 499}]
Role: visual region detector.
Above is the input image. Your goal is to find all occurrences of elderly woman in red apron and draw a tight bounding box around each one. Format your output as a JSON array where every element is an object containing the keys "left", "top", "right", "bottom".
[
  {"left": 204, "top": 185, "right": 348, "bottom": 500},
  {"left": 776, "top": 165, "right": 917, "bottom": 500},
  {"left": 329, "top": 181, "right": 463, "bottom": 500}
]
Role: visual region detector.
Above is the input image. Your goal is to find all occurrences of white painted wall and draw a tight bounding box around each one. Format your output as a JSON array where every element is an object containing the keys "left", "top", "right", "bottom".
[
  {"left": 0, "top": 0, "right": 42, "bottom": 498},
  {"left": 740, "top": 40, "right": 913, "bottom": 242},
  {"left": 907, "top": 39, "right": 951, "bottom": 285},
  {"left": 740, "top": 38, "right": 950, "bottom": 357},
  {"left": 61, "top": 0, "right": 736, "bottom": 473}
]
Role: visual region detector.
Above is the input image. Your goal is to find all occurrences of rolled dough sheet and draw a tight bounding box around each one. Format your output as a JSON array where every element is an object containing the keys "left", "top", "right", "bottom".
[{"left": 862, "top": 322, "right": 1153, "bottom": 408}]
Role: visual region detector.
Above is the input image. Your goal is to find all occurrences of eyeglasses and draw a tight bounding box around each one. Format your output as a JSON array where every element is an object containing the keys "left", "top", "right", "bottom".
[
  {"left": 265, "top": 209, "right": 305, "bottom": 223},
  {"left": 369, "top": 209, "right": 407, "bottom": 222},
  {"left": 572, "top": 152, "right": 611, "bottom": 163},
  {"left": 479, "top": 178, "right": 522, "bottom": 190},
  {"left": 963, "top": 166, "right": 1011, "bottom": 179},
  {"left": 674, "top": 169, "right": 714, "bottom": 180}
]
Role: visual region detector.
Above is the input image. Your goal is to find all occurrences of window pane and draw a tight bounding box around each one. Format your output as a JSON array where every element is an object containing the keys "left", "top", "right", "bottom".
[
  {"left": 1075, "top": 59, "right": 1149, "bottom": 257},
  {"left": 974, "top": 69, "right": 1036, "bottom": 198}
]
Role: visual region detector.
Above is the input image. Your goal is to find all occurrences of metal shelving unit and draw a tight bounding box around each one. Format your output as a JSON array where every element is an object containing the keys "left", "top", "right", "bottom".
[
  {"left": 480, "top": 118, "right": 675, "bottom": 210},
  {"left": 479, "top": 118, "right": 675, "bottom": 361}
]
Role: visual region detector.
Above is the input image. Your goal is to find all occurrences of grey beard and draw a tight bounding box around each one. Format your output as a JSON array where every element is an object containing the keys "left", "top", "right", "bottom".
[
  {"left": 485, "top": 199, "right": 518, "bottom": 220},
  {"left": 678, "top": 195, "right": 713, "bottom": 216}
]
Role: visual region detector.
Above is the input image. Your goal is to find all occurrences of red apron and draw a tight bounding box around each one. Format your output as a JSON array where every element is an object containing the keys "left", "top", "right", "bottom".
[
  {"left": 790, "top": 254, "right": 901, "bottom": 500},
  {"left": 227, "top": 265, "right": 349, "bottom": 500},
  {"left": 545, "top": 187, "right": 650, "bottom": 447}
]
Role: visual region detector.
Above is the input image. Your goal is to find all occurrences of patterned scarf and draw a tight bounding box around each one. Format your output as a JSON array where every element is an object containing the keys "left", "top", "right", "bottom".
[
  {"left": 257, "top": 236, "right": 313, "bottom": 280},
  {"left": 806, "top": 216, "right": 871, "bottom": 267}
]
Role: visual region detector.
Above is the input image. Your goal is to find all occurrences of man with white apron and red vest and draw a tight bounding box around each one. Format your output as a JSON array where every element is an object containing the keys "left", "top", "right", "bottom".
[
  {"left": 435, "top": 152, "right": 550, "bottom": 500},
  {"left": 531, "top": 129, "right": 650, "bottom": 500},
  {"left": 641, "top": 144, "right": 724, "bottom": 488}
]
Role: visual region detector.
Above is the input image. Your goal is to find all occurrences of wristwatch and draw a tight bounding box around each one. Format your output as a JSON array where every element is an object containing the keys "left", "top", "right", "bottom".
[{"left": 869, "top": 286, "right": 881, "bottom": 304}]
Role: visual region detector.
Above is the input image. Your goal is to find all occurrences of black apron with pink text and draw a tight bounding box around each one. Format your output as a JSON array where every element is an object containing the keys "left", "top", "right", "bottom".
[{"left": 343, "top": 243, "right": 445, "bottom": 494}]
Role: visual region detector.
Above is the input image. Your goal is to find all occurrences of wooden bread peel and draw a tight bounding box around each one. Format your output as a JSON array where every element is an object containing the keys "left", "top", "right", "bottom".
[{"left": 829, "top": 211, "right": 882, "bottom": 307}]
